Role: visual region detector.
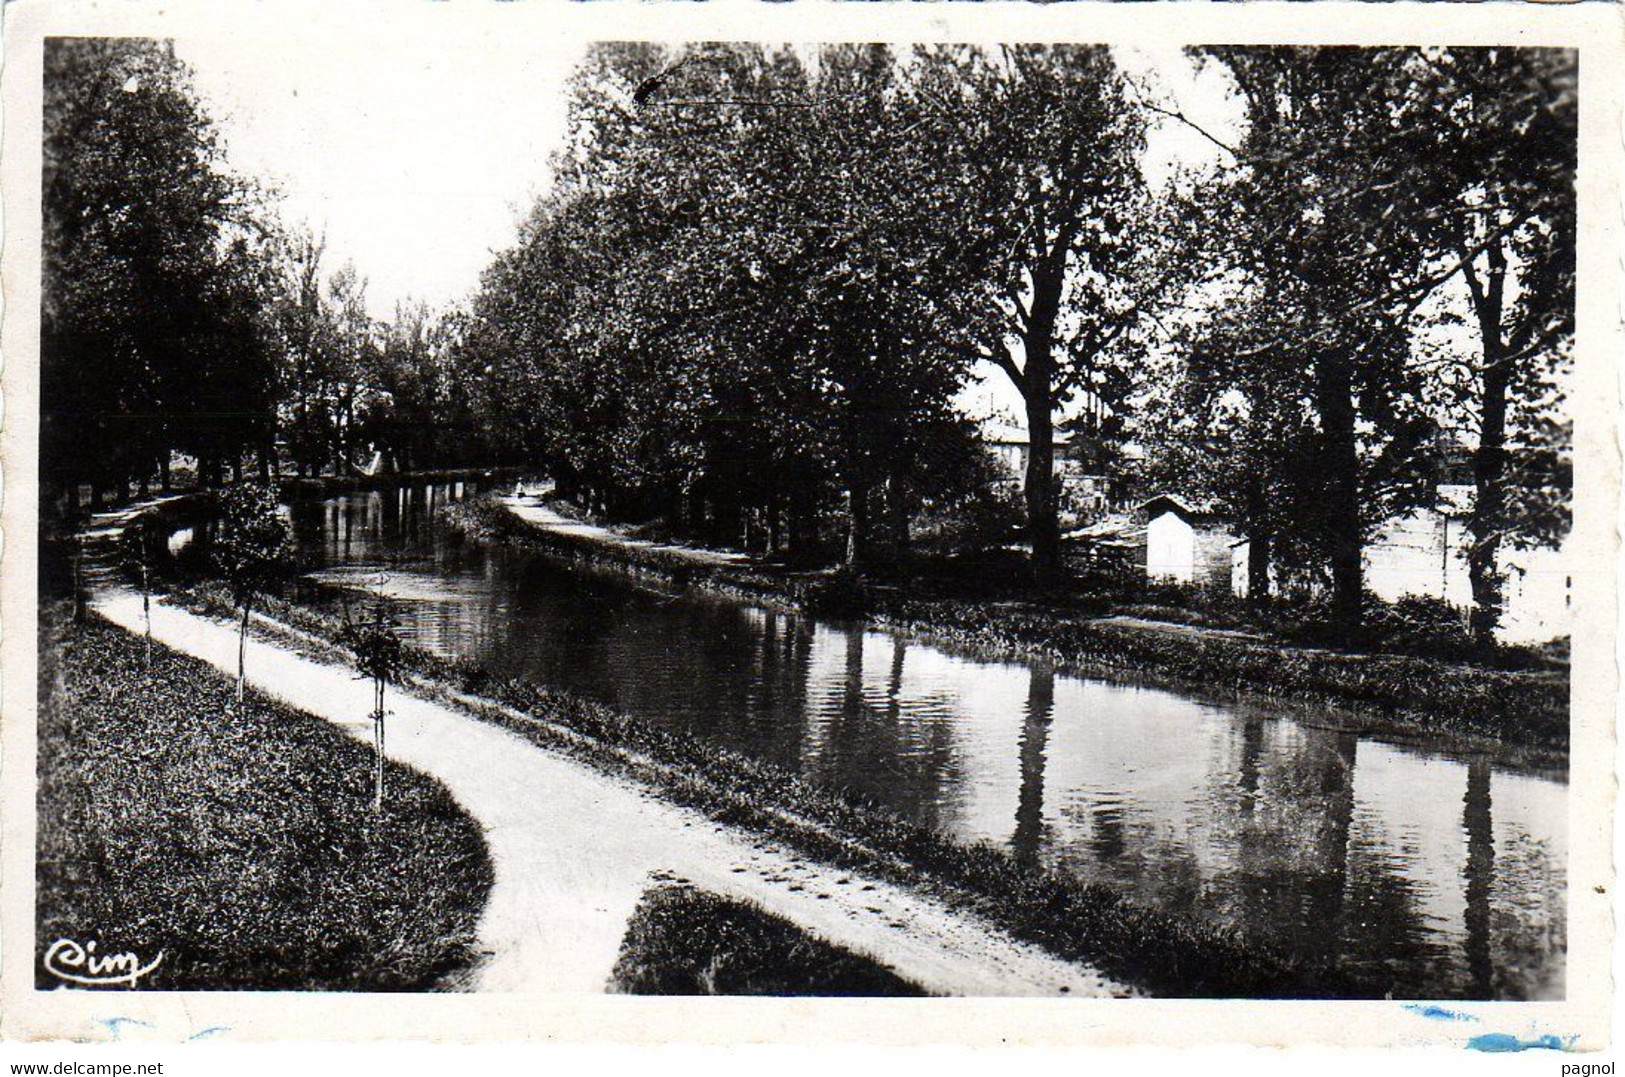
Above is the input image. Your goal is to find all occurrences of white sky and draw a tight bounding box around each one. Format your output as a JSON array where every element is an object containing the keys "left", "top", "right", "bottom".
[
  {"left": 178, "top": 35, "right": 585, "bottom": 321},
  {"left": 177, "top": 37, "right": 1243, "bottom": 426}
]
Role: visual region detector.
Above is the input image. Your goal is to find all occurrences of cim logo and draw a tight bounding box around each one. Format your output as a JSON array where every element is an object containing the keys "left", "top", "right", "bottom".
[{"left": 42, "top": 938, "right": 163, "bottom": 988}]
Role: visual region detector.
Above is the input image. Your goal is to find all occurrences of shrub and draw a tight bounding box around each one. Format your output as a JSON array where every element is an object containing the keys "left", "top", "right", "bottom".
[
  {"left": 609, "top": 884, "right": 925, "bottom": 996},
  {"left": 910, "top": 480, "right": 1025, "bottom": 557},
  {"left": 1368, "top": 595, "right": 1475, "bottom": 661}
]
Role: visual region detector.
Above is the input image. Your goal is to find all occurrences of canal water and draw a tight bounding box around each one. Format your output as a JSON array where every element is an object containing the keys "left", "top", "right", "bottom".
[{"left": 202, "top": 479, "right": 1565, "bottom": 1000}]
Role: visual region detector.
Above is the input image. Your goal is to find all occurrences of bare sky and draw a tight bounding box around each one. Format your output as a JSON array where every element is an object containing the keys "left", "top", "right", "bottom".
[
  {"left": 176, "top": 36, "right": 1242, "bottom": 425},
  {"left": 178, "top": 34, "right": 585, "bottom": 321}
]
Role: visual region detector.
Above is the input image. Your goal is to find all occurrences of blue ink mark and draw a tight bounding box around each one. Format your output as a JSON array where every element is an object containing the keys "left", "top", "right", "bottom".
[
  {"left": 188, "top": 1026, "right": 230, "bottom": 1042},
  {"left": 98, "top": 1017, "right": 152, "bottom": 1041},
  {"left": 1405, "top": 1004, "right": 1478, "bottom": 1023},
  {"left": 1466, "top": 1033, "right": 1576, "bottom": 1053}
]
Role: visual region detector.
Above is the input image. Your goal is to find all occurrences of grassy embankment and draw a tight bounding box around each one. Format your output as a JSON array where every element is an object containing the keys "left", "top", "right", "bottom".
[
  {"left": 37, "top": 611, "right": 494, "bottom": 990},
  {"left": 610, "top": 883, "right": 925, "bottom": 997},
  {"left": 174, "top": 578, "right": 1384, "bottom": 1000},
  {"left": 444, "top": 495, "right": 1569, "bottom": 752}
]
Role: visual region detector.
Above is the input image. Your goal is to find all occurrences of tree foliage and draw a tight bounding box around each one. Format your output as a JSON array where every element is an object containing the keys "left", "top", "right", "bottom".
[
  {"left": 1140, "top": 47, "right": 1572, "bottom": 635},
  {"left": 43, "top": 38, "right": 276, "bottom": 500},
  {"left": 905, "top": 45, "right": 1162, "bottom": 576},
  {"left": 462, "top": 43, "right": 994, "bottom": 562}
]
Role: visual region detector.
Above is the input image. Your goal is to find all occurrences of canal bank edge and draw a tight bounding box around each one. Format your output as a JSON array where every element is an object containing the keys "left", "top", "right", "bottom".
[{"left": 467, "top": 494, "right": 1568, "bottom": 754}]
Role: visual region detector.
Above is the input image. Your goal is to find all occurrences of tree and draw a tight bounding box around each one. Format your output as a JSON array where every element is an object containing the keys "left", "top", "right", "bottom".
[
  {"left": 1138, "top": 278, "right": 1327, "bottom": 603},
  {"left": 1163, "top": 48, "right": 1453, "bottom": 633},
  {"left": 268, "top": 232, "right": 389, "bottom": 478},
  {"left": 212, "top": 480, "right": 293, "bottom": 702},
  {"left": 321, "top": 264, "right": 379, "bottom": 476},
  {"left": 1169, "top": 47, "right": 1576, "bottom": 641},
  {"left": 340, "top": 596, "right": 407, "bottom": 812},
  {"left": 363, "top": 300, "right": 464, "bottom": 473},
  {"left": 272, "top": 229, "right": 331, "bottom": 478},
  {"left": 43, "top": 38, "right": 276, "bottom": 505},
  {"left": 465, "top": 43, "right": 984, "bottom": 565},
  {"left": 1398, "top": 48, "right": 1576, "bottom": 645},
  {"left": 906, "top": 45, "right": 1161, "bottom": 579}
]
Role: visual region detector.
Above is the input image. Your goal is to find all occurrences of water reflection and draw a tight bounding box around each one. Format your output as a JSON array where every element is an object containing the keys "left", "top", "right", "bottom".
[{"left": 277, "top": 482, "right": 1566, "bottom": 1000}]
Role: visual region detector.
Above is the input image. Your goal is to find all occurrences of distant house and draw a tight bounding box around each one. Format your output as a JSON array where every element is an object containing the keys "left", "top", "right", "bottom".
[
  {"left": 1362, "top": 484, "right": 1476, "bottom": 607},
  {"left": 985, "top": 422, "right": 1072, "bottom": 486},
  {"left": 985, "top": 422, "right": 1115, "bottom": 523},
  {"left": 1141, "top": 494, "right": 1237, "bottom": 590}
]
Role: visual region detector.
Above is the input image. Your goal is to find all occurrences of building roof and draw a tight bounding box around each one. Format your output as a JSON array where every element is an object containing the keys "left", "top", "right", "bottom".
[
  {"left": 1064, "top": 515, "right": 1144, "bottom": 549},
  {"left": 981, "top": 420, "right": 1073, "bottom": 447},
  {"left": 1139, "top": 493, "right": 1222, "bottom": 521}
]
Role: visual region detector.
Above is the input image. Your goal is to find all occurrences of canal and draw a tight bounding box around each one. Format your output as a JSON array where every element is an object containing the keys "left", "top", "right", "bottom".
[{"left": 181, "top": 478, "right": 1567, "bottom": 1000}]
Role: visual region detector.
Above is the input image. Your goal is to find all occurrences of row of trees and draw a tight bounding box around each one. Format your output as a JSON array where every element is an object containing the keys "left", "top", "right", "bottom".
[
  {"left": 458, "top": 44, "right": 1168, "bottom": 568},
  {"left": 44, "top": 38, "right": 276, "bottom": 501},
  {"left": 458, "top": 42, "right": 1573, "bottom": 644},
  {"left": 44, "top": 39, "right": 1574, "bottom": 646},
  {"left": 43, "top": 38, "right": 487, "bottom": 510}
]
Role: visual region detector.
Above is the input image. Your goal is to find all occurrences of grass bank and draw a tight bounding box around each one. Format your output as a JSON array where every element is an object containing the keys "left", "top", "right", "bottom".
[
  {"left": 610, "top": 883, "right": 925, "bottom": 997},
  {"left": 36, "top": 610, "right": 494, "bottom": 991},
  {"left": 448, "top": 495, "right": 1568, "bottom": 752},
  {"left": 172, "top": 580, "right": 1382, "bottom": 999}
]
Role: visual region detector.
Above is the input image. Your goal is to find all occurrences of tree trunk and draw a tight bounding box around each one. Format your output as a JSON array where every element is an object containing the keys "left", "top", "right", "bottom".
[
  {"left": 1468, "top": 368, "right": 1511, "bottom": 650},
  {"left": 845, "top": 480, "right": 872, "bottom": 569},
  {"left": 714, "top": 494, "right": 741, "bottom": 551},
  {"left": 159, "top": 455, "right": 171, "bottom": 492},
  {"left": 884, "top": 468, "right": 910, "bottom": 559},
  {"left": 71, "top": 537, "right": 85, "bottom": 623},
  {"left": 1317, "top": 351, "right": 1364, "bottom": 639},
  {"left": 765, "top": 489, "right": 782, "bottom": 557},
  {"left": 237, "top": 600, "right": 251, "bottom": 703},
  {"left": 373, "top": 679, "right": 386, "bottom": 813},
  {"left": 1465, "top": 241, "right": 1512, "bottom": 650},
  {"left": 1023, "top": 387, "right": 1060, "bottom": 582},
  {"left": 142, "top": 565, "right": 152, "bottom": 667},
  {"left": 788, "top": 482, "right": 814, "bottom": 562},
  {"left": 1019, "top": 254, "right": 1065, "bottom": 585},
  {"left": 1247, "top": 530, "right": 1272, "bottom": 606}
]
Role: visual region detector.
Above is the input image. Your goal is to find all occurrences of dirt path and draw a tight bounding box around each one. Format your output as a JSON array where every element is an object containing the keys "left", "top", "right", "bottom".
[
  {"left": 500, "top": 494, "right": 1281, "bottom": 651},
  {"left": 501, "top": 494, "right": 754, "bottom": 567},
  {"left": 89, "top": 587, "right": 1130, "bottom": 998}
]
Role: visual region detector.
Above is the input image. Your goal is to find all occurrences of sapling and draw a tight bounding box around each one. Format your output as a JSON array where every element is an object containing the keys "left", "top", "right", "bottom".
[
  {"left": 71, "top": 534, "right": 85, "bottom": 624},
  {"left": 211, "top": 480, "right": 293, "bottom": 703},
  {"left": 120, "top": 525, "right": 157, "bottom": 666},
  {"left": 341, "top": 589, "right": 406, "bottom": 812}
]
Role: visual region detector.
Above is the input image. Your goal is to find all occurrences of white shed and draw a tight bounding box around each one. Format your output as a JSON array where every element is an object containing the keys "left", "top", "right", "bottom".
[
  {"left": 1142, "top": 495, "right": 1235, "bottom": 589},
  {"left": 1147, "top": 503, "right": 1197, "bottom": 583}
]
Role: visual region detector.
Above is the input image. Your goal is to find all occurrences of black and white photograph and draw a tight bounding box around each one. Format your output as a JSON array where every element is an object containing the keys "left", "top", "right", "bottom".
[{"left": 1, "top": 0, "right": 1618, "bottom": 1058}]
